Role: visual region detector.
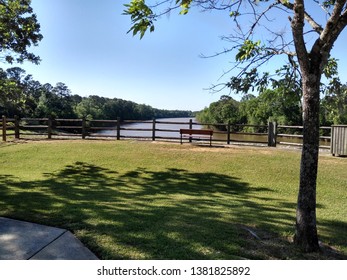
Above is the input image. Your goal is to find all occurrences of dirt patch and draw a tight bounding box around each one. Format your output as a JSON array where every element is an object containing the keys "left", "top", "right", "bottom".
[{"left": 238, "top": 225, "right": 346, "bottom": 260}]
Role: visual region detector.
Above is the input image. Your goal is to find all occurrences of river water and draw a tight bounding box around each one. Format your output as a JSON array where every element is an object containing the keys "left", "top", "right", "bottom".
[{"left": 99, "top": 118, "right": 203, "bottom": 139}]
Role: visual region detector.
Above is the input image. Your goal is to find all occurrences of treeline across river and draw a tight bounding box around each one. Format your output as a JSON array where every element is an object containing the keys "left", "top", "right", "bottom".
[
  {"left": 196, "top": 90, "right": 347, "bottom": 130},
  {"left": 0, "top": 67, "right": 193, "bottom": 120}
]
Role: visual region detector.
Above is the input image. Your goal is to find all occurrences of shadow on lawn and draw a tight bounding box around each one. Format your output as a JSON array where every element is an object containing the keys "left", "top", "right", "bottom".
[{"left": 0, "top": 162, "right": 345, "bottom": 260}]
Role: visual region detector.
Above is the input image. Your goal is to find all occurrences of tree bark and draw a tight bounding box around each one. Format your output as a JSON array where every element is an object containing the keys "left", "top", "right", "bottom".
[
  {"left": 290, "top": 0, "right": 321, "bottom": 252},
  {"left": 294, "top": 70, "right": 321, "bottom": 252}
]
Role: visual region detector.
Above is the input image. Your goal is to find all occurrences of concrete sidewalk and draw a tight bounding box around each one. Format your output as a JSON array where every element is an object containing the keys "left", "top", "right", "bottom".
[{"left": 0, "top": 217, "right": 98, "bottom": 260}]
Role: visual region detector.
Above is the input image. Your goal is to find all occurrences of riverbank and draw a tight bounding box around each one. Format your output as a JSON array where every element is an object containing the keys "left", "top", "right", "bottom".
[{"left": 0, "top": 140, "right": 345, "bottom": 259}]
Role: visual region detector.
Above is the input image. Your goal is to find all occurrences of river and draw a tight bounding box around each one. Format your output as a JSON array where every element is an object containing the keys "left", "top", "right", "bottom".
[{"left": 99, "top": 117, "right": 203, "bottom": 139}]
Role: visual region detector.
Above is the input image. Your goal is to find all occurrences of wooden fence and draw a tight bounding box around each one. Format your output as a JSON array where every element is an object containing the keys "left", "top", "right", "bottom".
[{"left": 1, "top": 115, "right": 332, "bottom": 149}]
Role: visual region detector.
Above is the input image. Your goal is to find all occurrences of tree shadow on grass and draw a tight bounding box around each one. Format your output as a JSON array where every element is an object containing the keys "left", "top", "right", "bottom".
[{"left": 0, "top": 162, "right": 345, "bottom": 260}]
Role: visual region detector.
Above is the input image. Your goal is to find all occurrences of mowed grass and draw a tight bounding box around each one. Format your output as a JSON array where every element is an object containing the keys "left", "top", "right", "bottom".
[{"left": 0, "top": 140, "right": 346, "bottom": 259}]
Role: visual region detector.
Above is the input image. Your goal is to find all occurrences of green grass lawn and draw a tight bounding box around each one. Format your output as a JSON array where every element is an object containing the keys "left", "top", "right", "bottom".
[{"left": 0, "top": 140, "right": 346, "bottom": 259}]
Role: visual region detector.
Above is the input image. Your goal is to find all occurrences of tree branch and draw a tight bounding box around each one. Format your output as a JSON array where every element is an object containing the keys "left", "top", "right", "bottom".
[
  {"left": 320, "top": 0, "right": 347, "bottom": 43},
  {"left": 278, "top": 0, "right": 324, "bottom": 34},
  {"left": 310, "top": 0, "right": 347, "bottom": 70},
  {"left": 291, "top": 0, "right": 309, "bottom": 73}
]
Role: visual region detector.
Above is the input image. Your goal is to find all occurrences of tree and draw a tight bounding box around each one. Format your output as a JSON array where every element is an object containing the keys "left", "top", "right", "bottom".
[
  {"left": 197, "top": 89, "right": 302, "bottom": 129},
  {"left": 35, "top": 83, "right": 76, "bottom": 118},
  {"left": 124, "top": 0, "right": 347, "bottom": 252},
  {"left": 75, "top": 95, "right": 107, "bottom": 120},
  {"left": 0, "top": 67, "right": 30, "bottom": 116},
  {"left": 0, "top": 0, "right": 42, "bottom": 116},
  {"left": 0, "top": 0, "right": 42, "bottom": 64},
  {"left": 321, "top": 78, "right": 347, "bottom": 125},
  {"left": 196, "top": 95, "right": 242, "bottom": 128},
  {"left": 243, "top": 88, "right": 302, "bottom": 125}
]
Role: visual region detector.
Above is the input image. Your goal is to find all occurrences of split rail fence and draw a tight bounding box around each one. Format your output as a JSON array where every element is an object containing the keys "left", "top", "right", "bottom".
[{"left": 1, "top": 116, "right": 333, "bottom": 150}]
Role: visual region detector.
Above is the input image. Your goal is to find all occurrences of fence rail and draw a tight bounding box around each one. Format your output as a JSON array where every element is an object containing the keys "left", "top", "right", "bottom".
[{"left": 0, "top": 116, "right": 337, "bottom": 151}]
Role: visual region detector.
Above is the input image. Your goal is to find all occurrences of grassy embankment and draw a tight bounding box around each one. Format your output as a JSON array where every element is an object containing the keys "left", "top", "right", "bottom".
[{"left": 0, "top": 140, "right": 346, "bottom": 259}]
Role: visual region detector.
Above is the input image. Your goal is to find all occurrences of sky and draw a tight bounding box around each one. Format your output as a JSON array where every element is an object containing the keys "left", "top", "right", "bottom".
[{"left": 1, "top": 0, "right": 347, "bottom": 111}]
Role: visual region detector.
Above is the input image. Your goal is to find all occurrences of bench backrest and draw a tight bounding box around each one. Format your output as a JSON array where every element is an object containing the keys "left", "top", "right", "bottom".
[{"left": 180, "top": 129, "right": 213, "bottom": 135}]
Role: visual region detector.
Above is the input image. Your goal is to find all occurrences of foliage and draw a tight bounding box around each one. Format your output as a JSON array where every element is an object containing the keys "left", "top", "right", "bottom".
[
  {"left": 197, "top": 95, "right": 240, "bottom": 126},
  {"left": 197, "top": 87, "right": 304, "bottom": 129},
  {"left": 321, "top": 78, "right": 347, "bottom": 125},
  {"left": 34, "top": 83, "right": 78, "bottom": 118},
  {"left": 123, "top": 0, "right": 155, "bottom": 39},
  {"left": 199, "top": 53, "right": 345, "bottom": 129},
  {"left": 0, "top": 67, "right": 192, "bottom": 119},
  {"left": 198, "top": 77, "right": 347, "bottom": 129},
  {"left": 0, "top": 0, "right": 42, "bottom": 64},
  {"left": 123, "top": 0, "right": 195, "bottom": 38},
  {"left": 235, "top": 40, "right": 262, "bottom": 62}
]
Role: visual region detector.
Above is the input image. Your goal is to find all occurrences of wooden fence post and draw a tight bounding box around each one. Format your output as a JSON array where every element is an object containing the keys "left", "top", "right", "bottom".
[
  {"left": 14, "top": 115, "right": 20, "bottom": 139},
  {"left": 47, "top": 117, "right": 52, "bottom": 139},
  {"left": 268, "top": 121, "right": 277, "bottom": 147},
  {"left": 82, "top": 117, "right": 86, "bottom": 139},
  {"left": 189, "top": 118, "right": 193, "bottom": 143},
  {"left": 227, "top": 121, "right": 231, "bottom": 145},
  {"left": 116, "top": 117, "right": 121, "bottom": 140},
  {"left": 152, "top": 119, "right": 156, "bottom": 141},
  {"left": 2, "top": 115, "right": 6, "bottom": 142},
  {"left": 274, "top": 122, "right": 277, "bottom": 146}
]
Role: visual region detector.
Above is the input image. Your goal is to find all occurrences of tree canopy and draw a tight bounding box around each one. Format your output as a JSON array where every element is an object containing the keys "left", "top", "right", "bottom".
[{"left": 0, "top": 0, "right": 42, "bottom": 64}]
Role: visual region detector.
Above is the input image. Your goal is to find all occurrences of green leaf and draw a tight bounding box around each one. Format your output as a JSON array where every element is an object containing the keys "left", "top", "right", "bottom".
[
  {"left": 178, "top": 0, "right": 192, "bottom": 15},
  {"left": 123, "top": 0, "right": 155, "bottom": 39},
  {"left": 323, "top": 57, "right": 339, "bottom": 79},
  {"left": 235, "top": 40, "right": 262, "bottom": 62},
  {"left": 229, "top": 11, "right": 240, "bottom": 17}
]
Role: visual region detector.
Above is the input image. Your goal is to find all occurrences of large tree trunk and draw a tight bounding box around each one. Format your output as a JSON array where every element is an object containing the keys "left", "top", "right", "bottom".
[{"left": 294, "top": 71, "right": 321, "bottom": 252}]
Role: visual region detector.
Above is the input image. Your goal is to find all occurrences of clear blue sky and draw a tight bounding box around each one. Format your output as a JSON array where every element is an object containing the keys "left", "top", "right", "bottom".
[{"left": 2, "top": 0, "right": 347, "bottom": 111}]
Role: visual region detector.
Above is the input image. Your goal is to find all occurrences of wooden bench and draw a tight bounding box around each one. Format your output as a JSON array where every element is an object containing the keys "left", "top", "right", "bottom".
[{"left": 180, "top": 129, "right": 213, "bottom": 146}]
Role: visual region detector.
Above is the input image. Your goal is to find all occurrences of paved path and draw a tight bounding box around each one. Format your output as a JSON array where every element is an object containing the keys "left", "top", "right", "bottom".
[{"left": 0, "top": 217, "right": 98, "bottom": 260}]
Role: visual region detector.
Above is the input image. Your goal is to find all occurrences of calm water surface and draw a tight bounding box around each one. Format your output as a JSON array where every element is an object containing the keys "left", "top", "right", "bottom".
[{"left": 99, "top": 118, "right": 203, "bottom": 139}]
